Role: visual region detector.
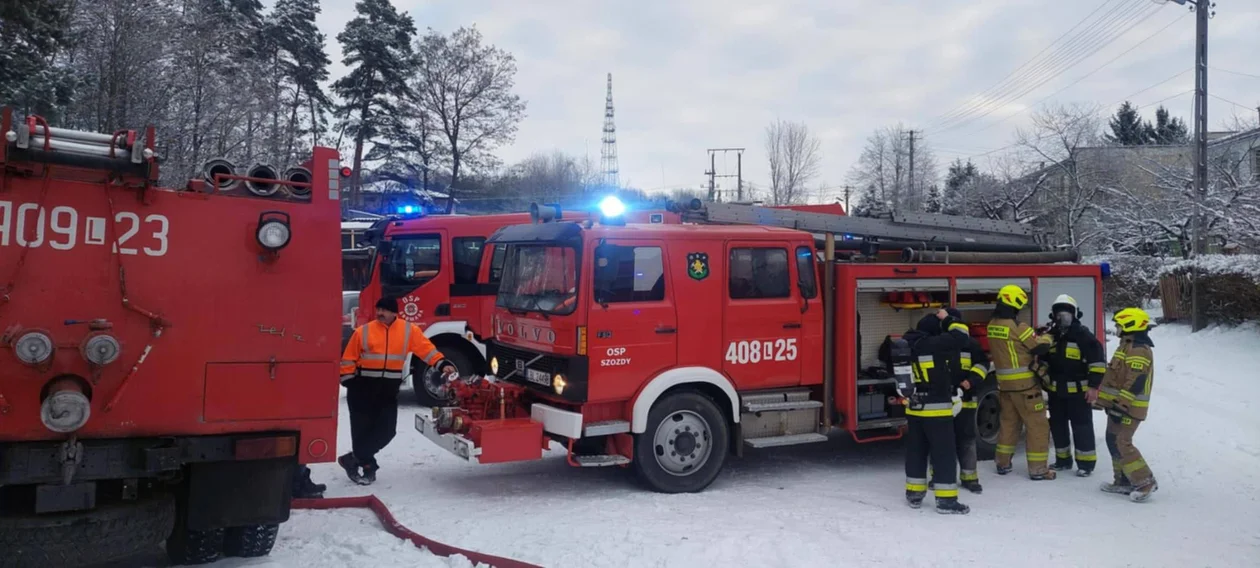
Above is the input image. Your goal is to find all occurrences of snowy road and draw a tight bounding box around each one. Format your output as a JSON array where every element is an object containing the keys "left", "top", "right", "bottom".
[{"left": 212, "top": 323, "right": 1260, "bottom": 568}]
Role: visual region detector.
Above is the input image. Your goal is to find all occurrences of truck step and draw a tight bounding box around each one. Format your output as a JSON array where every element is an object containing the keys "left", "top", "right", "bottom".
[
  {"left": 857, "top": 417, "right": 906, "bottom": 431},
  {"left": 741, "top": 388, "right": 815, "bottom": 410},
  {"left": 572, "top": 454, "right": 631, "bottom": 467},
  {"left": 583, "top": 420, "right": 630, "bottom": 437},
  {"left": 743, "top": 400, "right": 823, "bottom": 413},
  {"left": 744, "top": 433, "right": 829, "bottom": 449}
]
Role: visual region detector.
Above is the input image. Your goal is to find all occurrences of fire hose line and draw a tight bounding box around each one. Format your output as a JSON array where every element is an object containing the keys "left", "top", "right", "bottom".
[{"left": 291, "top": 496, "right": 542, "bottom": 568}]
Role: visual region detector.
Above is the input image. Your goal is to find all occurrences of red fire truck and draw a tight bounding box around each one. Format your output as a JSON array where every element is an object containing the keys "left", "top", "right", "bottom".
[
  {"left": 0, "top": 107, "right": 341, "bottom": 564},
  {"left": 415, "top": 200, "right": 1105, "bottom": 493},
  {"left": 353, "top": 206, "right": 679, "bottom": 405}
]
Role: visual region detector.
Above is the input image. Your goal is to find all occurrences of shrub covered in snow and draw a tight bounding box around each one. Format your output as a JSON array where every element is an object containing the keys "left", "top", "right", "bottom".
[
  {"left": 1086, "top": 254, "right": 1166, "bottom": 312},
  {"left": 1157, "top": 255, "right": 1260, "bottom": 325}
]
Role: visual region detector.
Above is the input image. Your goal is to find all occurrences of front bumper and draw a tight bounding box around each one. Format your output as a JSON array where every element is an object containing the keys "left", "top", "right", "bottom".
[
  {"left": 415, "top": 404, "right": 584, "bottom": 464},
  {"left": 413, "top": 410, "right": 482, "bottom": 462}
]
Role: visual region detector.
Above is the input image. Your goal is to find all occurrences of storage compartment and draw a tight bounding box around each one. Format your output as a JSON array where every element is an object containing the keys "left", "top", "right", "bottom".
[
  {"left": 468, "top": 418, "right": 545, "bottom": 464},
  {"left": 204, "top": 362, "right": 339, "bottom": 422}
]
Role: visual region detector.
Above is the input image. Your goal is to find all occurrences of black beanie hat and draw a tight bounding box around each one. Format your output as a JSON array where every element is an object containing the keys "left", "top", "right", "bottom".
[{"left": 375, "top": 296, "right": 399, "bottom": 313}]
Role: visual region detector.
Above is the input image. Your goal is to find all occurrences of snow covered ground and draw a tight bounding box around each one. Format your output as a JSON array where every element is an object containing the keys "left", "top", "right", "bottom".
[{"left": 212, "top": 322, "right": 1260, "bottom": 568}]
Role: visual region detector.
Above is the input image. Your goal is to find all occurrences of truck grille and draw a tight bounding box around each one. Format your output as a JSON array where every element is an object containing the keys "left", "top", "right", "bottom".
[{"left": 488, "top": 342, "right": 566, "bottom": 377}]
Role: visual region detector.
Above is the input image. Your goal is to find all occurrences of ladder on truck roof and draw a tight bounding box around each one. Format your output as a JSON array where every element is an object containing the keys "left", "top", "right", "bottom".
[{"left": 680, "top": 201, "right": 1064, "bottom": 256}]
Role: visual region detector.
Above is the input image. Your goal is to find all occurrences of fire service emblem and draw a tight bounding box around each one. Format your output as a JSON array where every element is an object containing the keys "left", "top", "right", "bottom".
[{"left": 686, "top": 252, "right": 709, "bottom": 281}]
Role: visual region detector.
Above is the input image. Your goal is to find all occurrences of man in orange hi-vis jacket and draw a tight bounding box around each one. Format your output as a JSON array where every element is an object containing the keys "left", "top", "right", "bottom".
[{"left": 338, "top": 296, "right": 456, "bottom": 485}]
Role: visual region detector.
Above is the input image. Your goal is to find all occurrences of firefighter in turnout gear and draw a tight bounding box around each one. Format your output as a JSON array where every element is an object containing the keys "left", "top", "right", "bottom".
[
  {"left": 339, "top": 296, "right": 457, "bottom": 485},
  {"left": 988, "top": 285, "right": 1056, "bottom": 479},
  {"left": 902, "top": 311, "right": 975, "bottom": 514},
  {"left": 1042, "top": 294, "right": 1106, "bottom": 477},
  {"left": 945, "top": 307, "right": 990, "bottom": 494},
  {"left": 1090, "top": 307, "right": 1158, "bottom": 502}
]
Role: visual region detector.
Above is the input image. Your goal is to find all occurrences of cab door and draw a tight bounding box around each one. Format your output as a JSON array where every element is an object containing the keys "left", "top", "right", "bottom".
[
  {"left": 585, "top": 239, "right": 678, "bottom": 402},
  {"left": 378, "top": 230, "right": 448, "bottom": 326},
  {"left": 722, "top": 241, "right": 803, "bottom": 390}
]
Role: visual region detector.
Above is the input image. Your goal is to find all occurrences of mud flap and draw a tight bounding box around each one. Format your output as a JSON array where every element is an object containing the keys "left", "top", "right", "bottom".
[{"left": 184, "top": 458, "right": 293, "bottom": 531}]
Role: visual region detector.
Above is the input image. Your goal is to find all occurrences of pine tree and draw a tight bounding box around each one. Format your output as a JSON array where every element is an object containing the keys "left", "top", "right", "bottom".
[
  {"left": 332, "top": 0, "right": 416, "bottom": 208},
  {"left": 270, "top": 0, "right": 332, "bottom": 161},
  {"left": 1105, "top": 101, "right": 1152, "bottom": 146},
  {"left": 0, "top": 0, "right": 76, "bottom": 120},
  {"left": 925, "top": 185, "right": 943, "bottom": 213},
  {"left": 942, "top": 158, "right": 976, "bottom": 215},
  {"left": 1148, "top": 105, "right": 1190, "bottom": 145}
]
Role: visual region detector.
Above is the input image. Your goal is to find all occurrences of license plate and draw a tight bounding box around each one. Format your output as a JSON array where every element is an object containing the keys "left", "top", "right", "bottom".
[{"left": 525, "top": 368, "right": 550, "bottom": 386}]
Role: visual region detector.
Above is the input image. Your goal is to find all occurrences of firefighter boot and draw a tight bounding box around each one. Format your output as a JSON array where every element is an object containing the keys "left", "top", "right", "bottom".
[
  {"left": 356, "top": 463, "right": 378, "bottom": 486},
  {"left": 996, "top": 463, "right": 1012, "bottom": 475},
  {"left": 337, "top": 452, "right": 364, "bottom": 484},
  {"left": 935, "top": 497, "right": 970, "bottom": 515},
  {"left": 1053, "top": 455, "right": 1074, "bottom": 471},
  {"left": 293, "top": 466, "right": 326, "bottom": 499},
  {"left": 961, "top": 479, "right": 983, "bottom": 494},
  {"left": 1129, "top": 479, "right": 1158, "bottom": 502},
  {"left": 1101, "top": 472, "right": 1133, "bottom": 494},
  {"left": 1030, "top": 469, "right": 1057, "bottom": 481},
  {"left": 906, "top": 490, "right": 926, "bottom": 509}
]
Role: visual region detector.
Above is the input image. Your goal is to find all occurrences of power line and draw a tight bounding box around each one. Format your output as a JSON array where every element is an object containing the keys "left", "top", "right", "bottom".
[
  {"left": 1211, "top": 66, "right": 1260, "bottom": 80},
  {"left": 1208, "top": 93, "right": 1257, "bottom": 111},
  {"left": 927, "top": 0, "right": 1126, "bottom": 127},
  {"left": 959, "top": 12, "right": 1189, "bottom": 137},
  {"left": 930, "top": 0, "right": 1154, "bottom": 131},
  {"left": 933, "top": 1, "right": 1162, "bottom": 134}
]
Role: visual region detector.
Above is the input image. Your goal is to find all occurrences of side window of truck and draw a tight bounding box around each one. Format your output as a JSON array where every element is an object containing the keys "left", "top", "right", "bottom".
[
  {"left": 594, "top": 244, "right": 665, "bottom": 303},
  {"left": 488, "top": 244, "right": 508, "bottom": 284},
  {"left": 796, "top": 246, "right": 817, "bottom": 299},
  {"left": 452, "top": 237, "right": 486, "bottom": 285},
  {"left": 383, "top": 235, "right": 441, "bottom": 286},
  {"left": 728, "top": 247, "right": 790, "bottom": 299}
]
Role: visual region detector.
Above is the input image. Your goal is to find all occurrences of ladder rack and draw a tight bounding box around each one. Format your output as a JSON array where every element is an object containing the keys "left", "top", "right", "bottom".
[{"left": 681, "top": 201, "right": 1047, "bottom": 254}]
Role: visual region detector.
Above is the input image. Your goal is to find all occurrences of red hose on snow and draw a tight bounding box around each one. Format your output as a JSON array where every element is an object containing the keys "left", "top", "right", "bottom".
[{"left": 292, "top": 496, "right": 541, "bottom": 568}]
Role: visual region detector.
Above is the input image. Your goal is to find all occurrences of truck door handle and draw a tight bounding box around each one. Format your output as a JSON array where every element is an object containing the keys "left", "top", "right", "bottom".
[
  {"left": 435, "top": 303, "right": 451, "bottom": 316},
  {"left": 782, "top": 322, "right": 802, "bottom": 329},
  {"left": 655, "top": 326, "right": 676, "bottom": 334}
]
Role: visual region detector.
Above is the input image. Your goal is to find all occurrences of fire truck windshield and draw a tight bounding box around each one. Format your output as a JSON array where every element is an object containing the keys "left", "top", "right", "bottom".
[{"left": 497, "top": 244, "right": 579, "bottom": 316}]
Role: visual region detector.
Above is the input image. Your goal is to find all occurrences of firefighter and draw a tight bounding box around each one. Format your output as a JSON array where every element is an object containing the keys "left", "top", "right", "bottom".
[
  {"left": 988, "top": 284, "right": 1055, "bottom": 480},
  {"left": 1041, "top": 294, "right": 1106, "bottom": 477},
  {"left": 903, "top": 310, "right": 974, "bottom": 514},
  {"left": 339, "top": 296, "right": 457, "bottom": 485},
  {"left": 1089, "top": 307, "right": 1158, "bottom": 502},
  {"left": 945, "top": 307, "right": 990, "bottom": 494}
]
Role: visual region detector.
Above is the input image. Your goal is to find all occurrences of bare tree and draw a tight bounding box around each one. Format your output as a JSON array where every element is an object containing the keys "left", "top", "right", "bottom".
[
  {"left": 1014, "top": 103, "right": 1106, "bottom": 248},
  {"left": 765, "top": 119, "right": 822, "bottom": 205},
  {"left": 414, "top": 25, "right": 527, "bottom": 212},
  {"left": 846, "top": 124, "right": 936, "bottom": 212}
]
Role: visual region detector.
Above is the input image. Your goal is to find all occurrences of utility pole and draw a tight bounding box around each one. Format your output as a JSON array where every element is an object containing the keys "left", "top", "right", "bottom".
[
  {"left": 705, "top": 148, "right": 745, "bottom": 202},
  {"left": 737, "top": 152, "right": 743, "bottom": 201},
  {"left": 908, "top": 129, "right": 917, "bottom": 198},
  {"left": 843, "top": 185, "right": 852, "bottom": 213}
]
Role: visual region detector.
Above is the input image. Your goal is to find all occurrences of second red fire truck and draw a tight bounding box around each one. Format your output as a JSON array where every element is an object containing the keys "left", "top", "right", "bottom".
[{"left": 415, "top": 200, "right": 1105, "bottom": 493}]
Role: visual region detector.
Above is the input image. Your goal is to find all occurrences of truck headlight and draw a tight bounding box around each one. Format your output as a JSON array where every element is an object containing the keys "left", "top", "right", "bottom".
[
  {"left": 489, "top": 356, "right": 499, "bottom": 375},
  {"left": 256, "top": 211, "right": 291, "bottom": 251},
  {"left": 553, "top": 374, "right": 567, "bottom": 395},
  {"left": 14, "top": 331, "right": 54, "bottom": 365}
]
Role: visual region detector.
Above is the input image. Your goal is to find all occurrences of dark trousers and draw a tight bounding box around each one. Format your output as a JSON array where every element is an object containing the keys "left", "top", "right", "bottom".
[
  {"left": 1049, "top": 394, "right": 1096, "bottom": 471},
  {"left": 954, "top": 405, "right": 979, "bottom": 482},
  {"left": 345, "top": 377, "right": 404, "bottom": 469},
  {"left": 905, "top": 415, "right": 958, "bottom": 499}
]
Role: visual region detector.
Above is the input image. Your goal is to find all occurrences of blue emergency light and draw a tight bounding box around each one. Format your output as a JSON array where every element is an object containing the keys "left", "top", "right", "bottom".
[{"left": 598, "top": 195, "right": 626, "bottom": 218}]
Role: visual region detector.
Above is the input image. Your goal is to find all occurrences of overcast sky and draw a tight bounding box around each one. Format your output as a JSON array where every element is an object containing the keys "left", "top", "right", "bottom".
[{"left": 315, "top": 0, "right": 1260, "bottom": 201}]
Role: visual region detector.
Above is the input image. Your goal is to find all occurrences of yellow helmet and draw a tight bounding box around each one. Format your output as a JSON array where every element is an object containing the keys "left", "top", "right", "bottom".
[
  {"left": 997, "top": 285, "right": 1029, "bottom": 310},
  {"left": 1113, "top": 307, "right": 1151, "bottom": 333}
]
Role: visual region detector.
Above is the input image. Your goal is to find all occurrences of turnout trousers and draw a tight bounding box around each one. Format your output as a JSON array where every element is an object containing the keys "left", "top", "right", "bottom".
[
  {"left": 905, "top": 414, "right": 959, "bottom": 501},
  {"left": 954, "top": 403, "right": 979, "bottom": 483},
  {"left": 345, "top": 377, "right": 404, "bottom": 469},
  {"left": 996, "top": 389, "right": 1052, "bottom": 475},
  {"left": 1105, "top": 413, "right": 1154, "bottom": 486},
  {"left": 1049, "top": 394, "right": 1097, "bottom": 471}
]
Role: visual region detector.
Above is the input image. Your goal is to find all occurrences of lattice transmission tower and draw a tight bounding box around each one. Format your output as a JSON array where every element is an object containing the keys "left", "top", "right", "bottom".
[{"left": 600, "top": 73, "right": 619, "bottom": 188}]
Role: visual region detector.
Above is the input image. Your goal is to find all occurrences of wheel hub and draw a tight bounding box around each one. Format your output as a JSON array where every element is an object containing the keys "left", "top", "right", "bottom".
[{"left": 652, "top": 410, "right": 712, "bottom": 476}]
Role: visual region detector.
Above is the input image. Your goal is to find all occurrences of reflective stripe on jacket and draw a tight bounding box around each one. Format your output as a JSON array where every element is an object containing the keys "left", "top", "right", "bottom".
[
  {"left": 1096, "top": 334, "right": 1154, "bottom": 420},
  {"left": 987, "top": 316, "right": 1051, "bottom": 392},
  {"left": 339, "top": 319, "right": 446, "bottom": 383}
]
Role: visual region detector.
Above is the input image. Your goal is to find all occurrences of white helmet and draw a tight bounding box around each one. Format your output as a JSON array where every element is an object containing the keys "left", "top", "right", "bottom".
[{"left": 1053, "top": 294, "right": 1077, "bottom": 309}]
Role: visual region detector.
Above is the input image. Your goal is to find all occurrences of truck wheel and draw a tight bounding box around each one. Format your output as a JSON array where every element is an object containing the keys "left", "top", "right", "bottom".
[
  {"left": 413, "top": 345, "right": 477, "bottom": 407},
  {"left": 632, "top": 390, "right": 729, "bottom": 493},
  {"left": 0, "top": 493, "right": 175, "bottom": 568},
  {"left": 166, "top": 525, "right": 224, "bottom": 565},
  {"left": 223, "top": 524, "right": 280, "bottom": 557},
  {"left": 975, "top": 380, "right": 1000, "bottom": 461}
]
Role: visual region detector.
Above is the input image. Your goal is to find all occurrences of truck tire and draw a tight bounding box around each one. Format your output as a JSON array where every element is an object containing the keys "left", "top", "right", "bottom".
[
  {"left": 413, "top": 344, "right": 478, "bottom": 407},
  {"left": 223, "top": 523, "right": 280, "bottom": 558},
  {"left": 975, "top": 377, "right": 1000, "bottom": 461},
  {"left": 166, "top": 525, "right": 225, "bottom": 565},
  {"left": 632, "top": 390, "right": 730, "bottom": 493},
  {"left": 0, "top": 493, "right": 175, "bottom": 568}
]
